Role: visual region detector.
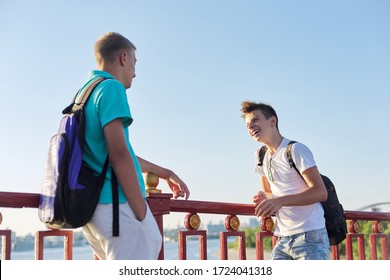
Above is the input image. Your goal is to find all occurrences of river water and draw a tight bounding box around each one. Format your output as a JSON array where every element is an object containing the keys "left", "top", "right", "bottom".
[{"left": 8, "top": 238, "right": 223, "bottom": 260}]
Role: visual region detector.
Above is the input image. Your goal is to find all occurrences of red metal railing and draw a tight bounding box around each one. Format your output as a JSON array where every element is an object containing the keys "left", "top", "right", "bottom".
[{"left": 0, "top": 190, "right": 389, "bottom": 260}]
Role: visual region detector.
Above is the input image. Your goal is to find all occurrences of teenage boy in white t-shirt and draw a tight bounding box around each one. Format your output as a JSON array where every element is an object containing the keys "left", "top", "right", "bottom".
[{"left": 241, "top": 101, "right": 329, "bottom": 260}]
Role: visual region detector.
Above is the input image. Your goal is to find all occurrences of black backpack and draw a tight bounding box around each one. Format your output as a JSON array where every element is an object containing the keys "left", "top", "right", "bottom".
[
  {"left": 257, "top": 141, "right": 347, "bottom": 246},
  {"left": 39, "top": 77, "right": 119, "bottom": 236}
]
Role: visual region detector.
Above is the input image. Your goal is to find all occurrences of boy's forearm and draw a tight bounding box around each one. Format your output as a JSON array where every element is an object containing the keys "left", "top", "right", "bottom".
[
  {"left": 137, "top": 156, "right": 172, "bottom": 180},
  {"left": 111, "top": 153, "right": 146, "bottom": 221}
]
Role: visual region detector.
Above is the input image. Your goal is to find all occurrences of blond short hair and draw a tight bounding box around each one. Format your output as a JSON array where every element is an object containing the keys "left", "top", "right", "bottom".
[{"left": 94, "top": 32, "right": 136, "bottom": 65}]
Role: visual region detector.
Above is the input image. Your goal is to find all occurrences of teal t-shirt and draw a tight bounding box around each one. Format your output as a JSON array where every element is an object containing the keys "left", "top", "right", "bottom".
[{"left": 77, "top": 70, "right": 146, "bottom": 203}]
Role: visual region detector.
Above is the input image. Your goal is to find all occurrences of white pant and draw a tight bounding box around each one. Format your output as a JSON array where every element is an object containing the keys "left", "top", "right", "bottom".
[{"left": 82, "top": 203, "right": 162, "bottom": 260}]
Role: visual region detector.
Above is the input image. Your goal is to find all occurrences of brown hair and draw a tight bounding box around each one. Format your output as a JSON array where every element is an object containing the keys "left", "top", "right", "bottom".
[{"left": 241, "top": 100, "right": 279, "bottom": 129}]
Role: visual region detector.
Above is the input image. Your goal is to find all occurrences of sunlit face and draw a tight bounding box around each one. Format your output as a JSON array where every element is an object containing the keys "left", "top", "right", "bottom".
[
  {"left": 122, "top": 48, "right": 137, "bottom": 89},
  {"left": 245, "top": 110, "right": 273, "bottom": 142}
]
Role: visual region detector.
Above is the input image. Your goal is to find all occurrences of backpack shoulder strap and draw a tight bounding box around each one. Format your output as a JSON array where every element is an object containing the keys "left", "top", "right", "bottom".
[
  {"left": 62, "top": 76, "right": 107, "bottom": 114},
  {"left": 78, "top": 76, "right": 107, "bottom": 105},
  {"left": 257, "top": 145, "right": 268, "bottom": 167},
  {"left": 286, "top": 140, "right": 301, "bottom": 175}
]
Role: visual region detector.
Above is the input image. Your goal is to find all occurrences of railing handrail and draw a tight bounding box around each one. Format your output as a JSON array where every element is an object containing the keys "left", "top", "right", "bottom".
[
  {"left": 0, "top": 191, "right": 40, "bottom": 208},
  {"left": 1, "top": 191, "right": 390, "bottom": 221},
  {"left": 344, "top": 210, "right": 390, "bottom": 221},
  {"left": 170, "top": 199, "right": 255, "bottom": 216}
]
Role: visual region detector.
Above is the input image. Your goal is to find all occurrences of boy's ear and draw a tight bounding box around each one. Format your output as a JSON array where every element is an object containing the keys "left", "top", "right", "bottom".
[
  {"left": 270, "top": 116, "right": 277, "bottom": 127},
  {"left": 119, "top": 52, "right": 127, "bottom": 66}
]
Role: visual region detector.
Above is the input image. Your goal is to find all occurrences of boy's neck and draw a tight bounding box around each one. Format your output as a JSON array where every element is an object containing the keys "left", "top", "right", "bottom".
[{"left": 266, "top": 134, "right": 284, "bottom": 155}]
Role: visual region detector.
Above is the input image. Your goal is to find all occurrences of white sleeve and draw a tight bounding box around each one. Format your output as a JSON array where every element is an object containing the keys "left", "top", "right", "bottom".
[{"left": 291, "top": 142, "right": 317, "bottom": 173}]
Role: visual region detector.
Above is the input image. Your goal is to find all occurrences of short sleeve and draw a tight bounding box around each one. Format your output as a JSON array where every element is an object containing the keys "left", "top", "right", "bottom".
[
  {"left": 96, "top": 80, "right": 133, "bottom": 128},
  {"left": 291, "top": 142, "right": 317, "bottom": 173}
]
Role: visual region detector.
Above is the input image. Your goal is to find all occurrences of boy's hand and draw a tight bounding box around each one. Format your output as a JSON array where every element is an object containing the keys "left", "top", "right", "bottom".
[
  {"left": 253, "top": 191, "right": 266, "bottom": 206},
  {"left": 167, "top": 172, "right": 190, "bottom": 200}
]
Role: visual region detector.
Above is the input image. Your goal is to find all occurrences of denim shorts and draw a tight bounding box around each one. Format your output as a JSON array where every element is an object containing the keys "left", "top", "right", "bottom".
[{"left": 271, "top": 228, "right": 330, "bottom": 260}]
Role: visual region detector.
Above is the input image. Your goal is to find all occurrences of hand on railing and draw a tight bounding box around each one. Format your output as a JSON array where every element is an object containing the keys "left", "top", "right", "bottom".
[
  {"left": 145, "top": 171, "right": 190, "bottom": 200},
  {"left": 167, "top": 172, "right": 190, "bottom": 200}
]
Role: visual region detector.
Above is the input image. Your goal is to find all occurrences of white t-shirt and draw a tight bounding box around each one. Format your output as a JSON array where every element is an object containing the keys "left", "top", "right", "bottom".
[{"left": 254, "top": 137, "right": 325, "bottom": 236}]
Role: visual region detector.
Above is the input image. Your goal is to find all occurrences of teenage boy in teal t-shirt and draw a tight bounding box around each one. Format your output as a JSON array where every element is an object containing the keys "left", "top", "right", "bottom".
[{"left": 81, "top": 32, "right": 190, "bottom": 260}]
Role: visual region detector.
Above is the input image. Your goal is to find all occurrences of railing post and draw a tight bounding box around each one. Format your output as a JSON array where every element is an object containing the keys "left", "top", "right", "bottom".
[
  {"left": 345, "top": 233, "right": 365, "bottom": 260},
  {"left": 178, "top": 213, "right": 207, "bottom": 260},
  {"left": 331, "top": 245, "right": 341, "bottom": 260},
  {"left": 178, "top": 230, "right": 207, "bottom": 260},
  {"left": 0, "top": 229, "right": 12, "bottom": 260},
  {"left": 220, "top": 215, "right": 246, "bottom": 260},
  {"left": 256, "top": 217, "right": 277, "bottom": 260},
  {"left": 0, "top": 212, "right": 11, "bottom": 260},
  {"left": 220, "top": 231, "right": 246, "bottom": 260},
  {"left": 34, "top": 229, "right": 73, "bottom": 260},
  {"left": 346, "top": 220, "right": 365, "bottom": 260},
  {"left": 145, "top": 171, "right": 173, "bottom": 260},
  {"left": 146, "top": 192, "right": 172, "bottom": 260},
  {"left": 370, "top": 221, "right": 388, "bottom": 260}
]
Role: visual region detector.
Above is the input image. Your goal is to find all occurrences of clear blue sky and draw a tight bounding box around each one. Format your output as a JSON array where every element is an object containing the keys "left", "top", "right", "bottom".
[{"left": 0, "top": 0, "right": 389, "bottom": 236}]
